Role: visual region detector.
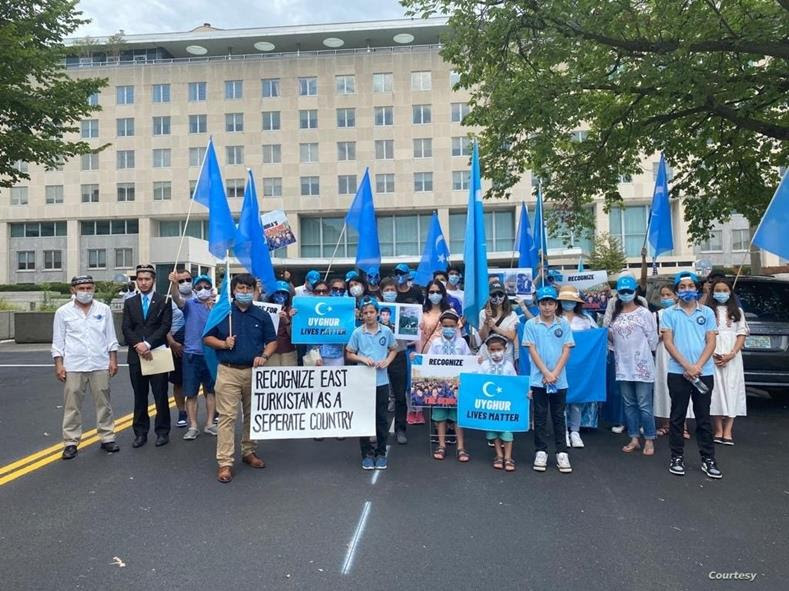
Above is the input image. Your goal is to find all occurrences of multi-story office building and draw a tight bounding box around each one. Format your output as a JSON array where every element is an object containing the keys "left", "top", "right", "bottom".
[{"left": 1, "top": 17, "right": 779, "bottom": 289}]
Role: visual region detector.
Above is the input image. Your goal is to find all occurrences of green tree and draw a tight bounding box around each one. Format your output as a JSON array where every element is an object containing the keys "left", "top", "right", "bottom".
[
  {"left": 0, "top": 0, "right": 107, "bottom": 187},
  {"left": 587, "top": 232, "right": 627, "bottom": 276},
  {"left": 403, "top": 0, "right": 789, "bottom": 243}
]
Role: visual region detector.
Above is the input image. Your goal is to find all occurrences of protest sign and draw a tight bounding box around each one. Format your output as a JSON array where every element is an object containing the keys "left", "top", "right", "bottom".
[
  {"left": 488, "top": 268, "right": 534, "bottom": 298},
  {"left": 260, "top": 209, "right": 297, "bottom": 252},
  {"left": 378, "top": 302, "right": 422, "bottom": 341},
  {"left": 564, "top": 270, "right": 611, "bottom": 312},
  {"left": 290, "top": 296, "right": 356, "bottom": 344},
  {"left": 253, "top": 301, "right": 282, "bottom": 332},
  {"left": 457, "top": 373, "right": 530, "bottom": 432},
  {"left": 409, "top": 354, "right": 480, "bottom": 407},
  {"left": 250, "top": 366, "right": 376, "bottom": 439}
]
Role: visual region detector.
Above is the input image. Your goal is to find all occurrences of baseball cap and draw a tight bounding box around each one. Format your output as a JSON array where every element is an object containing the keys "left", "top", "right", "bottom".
[
  {"left": 616, "top": 276, "right": 637, "bottom": 292},
  {"left": 536, "top": 286, "right": 559, "bottom": 302}
]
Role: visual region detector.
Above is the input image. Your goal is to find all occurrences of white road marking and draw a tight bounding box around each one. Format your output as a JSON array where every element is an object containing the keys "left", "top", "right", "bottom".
[{"left": 340, "top": 501, "right": 371, "bottom": 575}]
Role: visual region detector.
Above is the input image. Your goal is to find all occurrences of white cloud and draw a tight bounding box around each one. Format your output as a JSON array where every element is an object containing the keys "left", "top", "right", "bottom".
[{"left": 75, "top": 0, "right": 408, "bottom": 36}]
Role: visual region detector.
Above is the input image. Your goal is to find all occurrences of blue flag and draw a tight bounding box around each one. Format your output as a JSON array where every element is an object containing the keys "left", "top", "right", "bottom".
[
  {"left": 344, "top": 168, "right": 381, "bottom": 276},
  {"left": 201, "top": 277, "right": 231, "bottom": 381},
  {"left": 462, "top": 142, "right": 489, "bottom": 329},
  {"left": 565, "top": 328, "right": 608, "bottom": 403},
  {"left": 752, "top": 169, "right": 789, "bottom": 260},
  {"left": 192, "top": 139, "right": 238, "bottom": 258},
  {"left": 648, "top": 154, "right": 674, "bottom": 257},
  {"left": 413, "top": 212, "right": 450, "bottom": 286},
  {"left": 457, "top": 373, "right": 530, "bottom": 432},
  {"left": 514, "top": 201, "right": 537, "bottom": 272},
  {"left": 235, "top": 171, "right": 277, "bottom": 295},
  {"left": 532, "top": 186, "right": 549, "bottom": 267},
  {"left": 577, "top": 255, "right": 584, "bottom": 273}
]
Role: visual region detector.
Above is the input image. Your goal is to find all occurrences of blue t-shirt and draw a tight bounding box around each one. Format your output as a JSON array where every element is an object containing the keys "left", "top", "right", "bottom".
[
  {"left": 183, "top": 299, "right": 211, "bottom": 355},
  {"left": 346, "top": 323, "right": 397, "bottom": 386},
  {"left": 660, "top": 303, "right": 718, "bottom": 376},
  {"left": 522, "top": 315, "right": 575, "bottom": 389},
  {"left": 206, "top": 303, "right": 277, "bottom": 366}
]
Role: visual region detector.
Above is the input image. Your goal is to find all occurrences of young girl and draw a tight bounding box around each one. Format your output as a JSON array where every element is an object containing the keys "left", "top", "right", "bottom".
[
  {"left": 311, "top": 278, "right": 348, "bottom": 368},
  {"left": 427, "top": 310, "right": 472, "bottom": 462},
  {"left": 556, "top": 285, "right": 596, "bottom": 448},
  {"left": 266, "top": 281, "right": 298, "bottom": 367},
  {"left": 477, "top": 280, "right": 520, "bottom": 367},
  {"left": 418, "top": 280, "right": 452, "bottom": 353},
  {"left": 479, "top": 334, "right": 518, "bottom": 472},
  {"left": 609, "top": 276, "right": 659, "bottom": 455},
  {"left": 706, "top": 279, "right": 748, "bottom": 445}
]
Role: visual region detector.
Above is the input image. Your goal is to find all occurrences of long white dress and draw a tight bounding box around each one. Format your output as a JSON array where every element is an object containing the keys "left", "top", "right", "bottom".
[
  {"left": 710, "top": 306, "right": 748, "bottom": 417},
  {"left": 653, "top": 309, "right": 694, "bottom": 419}
]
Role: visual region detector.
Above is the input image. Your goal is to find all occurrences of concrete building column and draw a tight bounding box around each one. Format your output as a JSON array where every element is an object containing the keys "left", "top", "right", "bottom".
[
  {"left": 138, "top": 217, "right": 152, "bottom": 265},
  {"left": 0, "top": 222, "right": 8, "bottom": 284},
  {"left": 66, "top": 219, "right": 79, "bottom": 280}
]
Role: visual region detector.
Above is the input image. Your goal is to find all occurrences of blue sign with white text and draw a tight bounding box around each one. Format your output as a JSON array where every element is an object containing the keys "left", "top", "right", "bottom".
[
  {"left": 290, "top": 296, "right": 356, "bottom": 344},
  {"left": 457, "top": 373, "right": 530, "bottom": 432}
]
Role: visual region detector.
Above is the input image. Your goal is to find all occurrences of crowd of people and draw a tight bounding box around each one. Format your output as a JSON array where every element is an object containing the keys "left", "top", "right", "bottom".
[{"left": 51, "top": 261, "right": 748, "bottom": 482}]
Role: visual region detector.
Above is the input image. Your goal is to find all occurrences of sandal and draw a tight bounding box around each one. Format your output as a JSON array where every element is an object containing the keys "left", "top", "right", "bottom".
[
  {"left": 504, "top": 458, "right": 516, "bottom": 472},
  {"left": 493, "top": 456, "right": 504, "bottom": 470},
  {"left": 622, "top": 441, "right": 641, "bottom": 453},
  {"left": 642, "top": 441, "right": 655, "bottom": 456},
  {"left": 456, "top": 449, "right": 470, "bottom": 463},
  {"left": 683, "top": 429, "right": 691, "bottom": 440},
  {"left": 433, "top": 447, "right": 446, "bottom": 461},
  {"left": 656, "top": 427, "right": 669, "bottom": 437}
]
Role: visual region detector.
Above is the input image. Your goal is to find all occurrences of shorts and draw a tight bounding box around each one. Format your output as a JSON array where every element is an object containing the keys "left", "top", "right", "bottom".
[
  {"left": 168, "top": 329, "right": 185, "bottom": 385},
  {"left": 486, "top": 431, "right": 514, "bottom": 442},
  {"left": 431, "top": 408, "right": 457, "bottom": 422},
  {"left": 182, "top": 353, "right": 215, "bottom": 397}
]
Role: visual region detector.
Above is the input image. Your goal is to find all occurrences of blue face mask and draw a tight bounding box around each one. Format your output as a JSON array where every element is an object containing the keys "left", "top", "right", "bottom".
[
  {"left": 272, "top": 293, "right": 288, "bottom": 305},
  {"left": 618, "top": 292, "right": 636, "bottom": 303},
  {"left": 442, "top": 327, "right": 457, "bottom": 340},
  {"left": 660, "top": 298, "right": 675, "bottom": 308},
  {"left": 428, "top": 293, "right": 443, "bottom": 305},
  {"left": 713, "top": 292, "right": 730, "bottom": 304},
  {"left": 396, "top": 274, "right": 408, "bottom": 286},
  {"left": 235, "top": 293, "right": 254, "bottom": 305},
  {"left": 678, "top": 289, "right": 699, "bottom": 302},
  {"left": 382, "top": 291, "right": 397, "bottom": 303},
  {"left": 448, "top": 275, "right": 460, "bottom": 286},
  {"left": 560, "top": 301, "right": 576, "bottom": 312}
]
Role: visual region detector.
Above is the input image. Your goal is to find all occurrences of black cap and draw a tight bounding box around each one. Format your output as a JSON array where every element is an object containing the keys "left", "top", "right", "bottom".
[{"left": 70, "top": 275, "right": 94, "bottom": 286}]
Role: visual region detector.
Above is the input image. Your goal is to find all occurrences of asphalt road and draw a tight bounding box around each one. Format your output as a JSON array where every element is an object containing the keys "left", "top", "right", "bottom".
[{"left": 1, "top": 346, "right": 788, "bottom": 591}]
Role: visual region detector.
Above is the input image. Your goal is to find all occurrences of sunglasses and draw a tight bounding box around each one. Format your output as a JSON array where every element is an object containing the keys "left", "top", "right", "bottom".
[
  {"left": 428, "top": 290, "right": 442, "bottom": 295},
  {"left": 314, "top": 290, "right": 329, "bottom": 295},
  {"left": 331, "top": 289, "right": 346, "bottom": 295},
  {"left": 618, "top": 289, "right": 635, "bottom": 295},
  {"left": 178, "top": 278, "right": 192, "bottom": 284},
  {"left": 490, "top": 292, "right": 505, "bottom": 298}
]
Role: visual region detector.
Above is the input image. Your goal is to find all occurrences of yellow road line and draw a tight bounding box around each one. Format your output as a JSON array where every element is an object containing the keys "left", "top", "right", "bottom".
[{"left": 0, "top": 398, "right": 175, "bottom": 487}]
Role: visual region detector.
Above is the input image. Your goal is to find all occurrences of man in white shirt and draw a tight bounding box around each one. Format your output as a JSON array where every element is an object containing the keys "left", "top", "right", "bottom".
[{"left": 52, "top": 275, "right": 120, "bottom": 460}]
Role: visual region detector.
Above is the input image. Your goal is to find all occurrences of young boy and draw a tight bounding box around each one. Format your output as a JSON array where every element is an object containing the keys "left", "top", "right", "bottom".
[
  {"left": 427, "top": 310, "right": 471, "bottom": 462},
  {"left": 661, "top": 271, "right": 721, "bottom": 479},
  {"left": 346, "top": 296, "right": 398, "bottom": 470},
  {"left": 478, "top": 334, "right": 518, "bottom": 471},
  {"left": 522, "top": 286, "right": 575, "bottom": 473}
]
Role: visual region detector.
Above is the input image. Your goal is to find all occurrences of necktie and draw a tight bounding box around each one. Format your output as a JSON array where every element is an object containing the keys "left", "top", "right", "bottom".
[{"left": 142, "top": 294, "right": 149, "bottom": 319}]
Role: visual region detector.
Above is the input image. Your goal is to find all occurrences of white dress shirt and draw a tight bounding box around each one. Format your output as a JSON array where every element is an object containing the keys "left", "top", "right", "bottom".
[{"left": 51, "top": 300, "right": 119, "bottom": 372}]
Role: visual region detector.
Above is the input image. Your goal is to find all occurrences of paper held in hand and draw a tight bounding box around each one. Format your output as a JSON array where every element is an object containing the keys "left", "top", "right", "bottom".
[{"left": 140, "top": 346, "right": 175, "bottom": 376}]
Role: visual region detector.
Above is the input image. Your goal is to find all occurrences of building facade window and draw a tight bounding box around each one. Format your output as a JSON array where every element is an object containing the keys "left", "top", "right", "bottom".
[
  {"left": 412, "top": 104, "right": 432, "bottom": 124},
  {"left": 699, "top": 230, "right": 724, "bottom": 252},
  {"left": 452, "top": 170, "right": 469, "bottom": 191},
  {"left": 299, "top": 143, "right": 319, "bottom": 163},
  {"left": 11, "top": 221, "right": 67, "bottom": 237},
  {"left": 609, "top": 205, "right": 650, "bottom": 257},
  {"left": 262, "top": 144, "right": 281, "bottom": 164},
  {"left": 81, "top": 119, "right": 99, "bottom": 138},
  {"left": 115, "top": 248, "right": 133, "bottom": 269},
  {"left": 451, "top": 102, "right": 470, "bottom": 123},
  {"left": 336, "top": 108, "right": 355, "bottom": 128},
  {"left": 188, "top": 146, "right": 206, "bottom": 167},
  {"left": 376, "top": 174, "right": 395, "bottom": 194},
  {"left": 81, "top": 184, "right": 99, "bottom": 203},
  {"left": 732, "top": 228, "right": 750, "bottom": 251},
  {"left": 188, "top": 81, "right": 207, "bottom": 102},
  {"left": 116, "top": 150, "right": 135, "bottom": 169},
  {"left": 450, "top": 210, "right": 515, "bottom": 253},
  {"left": 17, "top": 251, "right": 35, "bottom": 271},
  {"left": 10, "top": 187, "right": 28, "bottom": 205},
  {"left": 298, "top": 77, "right": 318, "bottom": 96},
  {"left": 337, "top": 141, "right": 356, "bottom": 161},
  {"left": 411, "top": 71, "right": 432, "bottom": 91},
  {"left": 12, "top": 160, "right": 28, "bottom": 173},
  {"left": 153, "top": 116, "right": 171, "bottom": 135},
  {"left": 116, "top": 183, "right": 135, "bottom": 202},
  {"left": 413, "top": 138, "right": 433, "bottom": 159},
  {"left": 45, "top": 185, "right": 64, "bottom": 204},
  {"left": 226, "top": 179, "right": 244, "bottom": 198},
  {"left": 116, "top": 117, "right": 134, "bottom": 137},
  {"left": 81, "top": 153, "right": 99, "bottom": 170},
  {"left": 300, "top": 216, "right": 359, "bottom": 257},
  {"left": 299, "top": 109, "right": 318, "bottom": 129},
  {"left": 300, "top": 176, "right": 320, "bottom": 196},
  {"left": 449, "top": 71, "right": 461, "bottom": 87},
  {"left": 116, "top": 85, "right": 134, "bottom": 105},
  {"left": 338, "top": 175, "right": 357, "bottom": 195},
  {"left": 225, "top": 80, "right": 243, "bottom": 99},
  {"left": 88, "top": 248, "right": 107, "bottom": 269},
  {"left": 262, "top": 111, "right": 281, "bottom": 130},
  {"left": 372, "top": 72, "right": 393, "bottom": 93},
  {"left": 152, "top": 83, "right": 170, "bottom": 103},
  {"left": 226, "top": 146, "right": 244, "bottom": 165},
  {"left": 377, "top": 213, "right": 432, "bottom": 256},
  {"left": 188, "top": 114, "right": 207, "bottom": 134},
  {"left": 81, "top": 219, "right": 138, "bottom": 235},
  {"left": 262, "top": 177, "right": 282, "bottom": 197},
  {"left": 374, "top": 106, "right": 393, "bottom": 126},
  {"left": 414, "top": 172, "right": 433, "bottom": 192},
  {"left": 225, "top": 113, "right": 244, "bottom": 132},
  {"left": 375, "top": 139, "right": 394, "bottom": 160},
  {"left": 261, "top": 78, "right": 280, "bottom": 98},
  {"left": 451, "top": 136, "right": 472, "bottom": 156},
  {"left": 336, "top": 75, "right": 355, "bottom": 95},
  {"left": 44, "top": 250, "right": 62, "bottom": 270},
  {"left": 152, "top": 148, "right": 171, "bottom": 168},
  {"left": 153, "top": 181, "right": 171, "bottom": 201},
  {"left": 87, "top": 92, "right": 99, "bottom": 106}
]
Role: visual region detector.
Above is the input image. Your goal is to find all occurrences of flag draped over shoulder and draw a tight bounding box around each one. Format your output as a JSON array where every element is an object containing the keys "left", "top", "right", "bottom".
[
  {"left": 648, "top": 154, "right": 674, "bottom": 257},
  {"left": 344, "top": 168, "right": 381, "bottom": 276},
  {"left": 192, "top": 139, "right": 237, "bottom": 258},
  {"left": 462, "top": 142, "right": 489, "bottom": 329},
  {"left": 235, "top": 170, "right": 277, "bottom": 294},
  {"left": 413, "top": 212, "right": 450, "bottom": 286},
  {"left": 202, "top": 278, "right": 230, "bottom": 381},
  {"left": 752, "top": 169, "right": 789, "bottom": 260}
]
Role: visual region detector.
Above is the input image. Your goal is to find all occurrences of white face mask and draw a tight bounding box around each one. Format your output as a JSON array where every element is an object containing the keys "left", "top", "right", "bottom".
[
  {"left": 178, "top": 281, "right": 193, "bottom": 295},
  {"left": 350, "top": 285, "right": 364, "bottom": 297},
  {"left": 75, "top": 292, "right": 94, "bottom": 305},
  {"left": 490, "top": 351, "right": 504, "bottom": 363},
  {"left": 195, "top": 288, "right": 212, "bottom": 301}
]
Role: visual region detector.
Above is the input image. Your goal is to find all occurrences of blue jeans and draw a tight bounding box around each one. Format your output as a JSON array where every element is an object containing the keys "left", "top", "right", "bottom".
[
  {"left": 618, "top": 381, "right": 656, "bottom": 439},
  {"left": 566, "top": 404, "right": 582, "bottom": 432}
]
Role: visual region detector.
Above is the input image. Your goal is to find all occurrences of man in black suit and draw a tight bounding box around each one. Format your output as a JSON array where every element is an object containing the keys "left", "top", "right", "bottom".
[{"left": 122, "top": 264, "right": 173, "bottom": 448}]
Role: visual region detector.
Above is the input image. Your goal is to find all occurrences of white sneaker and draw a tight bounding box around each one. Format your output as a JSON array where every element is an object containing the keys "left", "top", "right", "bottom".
[
  {"left": 566, "top": 431, "right": 571, "bottom": 447},
  {"left": 183, "top": 427, "right": 199, "bottom": 440},
  {"left": 570, "top": 431, "right": 584, "bottom": 448},
  {"left": 533, "top": 451, "right": 548, "bottom": 472},
  {"left": 556, "top": 452, "right": 572, "bottom": 473},
  {"left": 611, "top": 425, "right": 625, "bottom": 434}
]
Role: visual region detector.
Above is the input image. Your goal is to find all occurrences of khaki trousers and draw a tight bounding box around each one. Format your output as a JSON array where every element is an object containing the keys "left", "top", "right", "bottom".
[
  {"left": 215, "top": 364, "right": 256, "bottom": 467},
  {"left": 62, "top": 370, "right": 115, "bottom": 446},
  {"left": 266, "top": 351, "right": 297, "bottom": 367}
]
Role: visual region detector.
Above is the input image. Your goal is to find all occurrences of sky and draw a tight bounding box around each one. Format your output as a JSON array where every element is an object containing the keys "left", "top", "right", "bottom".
[{"left": 75, "top": 0, "right": 410, "bottom": 36}]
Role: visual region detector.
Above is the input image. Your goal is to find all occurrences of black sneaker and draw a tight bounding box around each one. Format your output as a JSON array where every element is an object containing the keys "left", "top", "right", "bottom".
[
  {"left": 701, "top": 457, "right": 723, "bottom": 479},
  {"left": 669, "top": 456, "right": 685, "bottom": 476},
  {"left": 176, "top": 411, "right": 188, "bottom": 428},
  {"left": 62, "top": 445, "right": 78, "bottom": 460}
]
